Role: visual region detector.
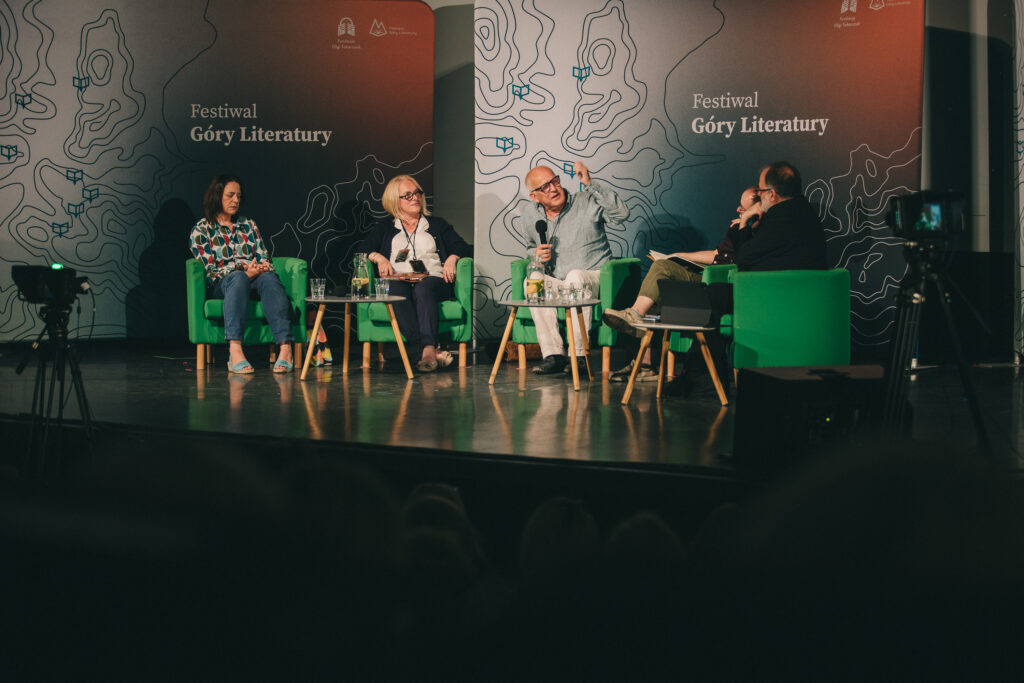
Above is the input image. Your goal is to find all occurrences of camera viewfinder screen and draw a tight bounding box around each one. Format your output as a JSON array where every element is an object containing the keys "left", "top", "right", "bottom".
[{"left": 916, "top": 203, "right": 942, "bottom": 232}]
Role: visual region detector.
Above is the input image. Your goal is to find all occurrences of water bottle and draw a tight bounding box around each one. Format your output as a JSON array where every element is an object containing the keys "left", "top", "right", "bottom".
[
  {"left": 525, "top": 251, "right": 545, "bottom": 302},
  {"left": 352, "top": 253, "right": 370, "bottom": 298}
]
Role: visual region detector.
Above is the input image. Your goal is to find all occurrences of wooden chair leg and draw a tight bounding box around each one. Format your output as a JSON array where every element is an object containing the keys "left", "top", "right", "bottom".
[
  {"left": 377, "top": 342, "right": 386, "bottom": 369},
  {"left": 269, "top": 344, "right": 277, "bottom": 363},
  {"left": 459, "top": 342, "right": 467, "bottom": 368},
  {"left": 362, "top": 341, "right": 371, "bottom": 368},
  {"left": 196, "top": 344, "right": 205, "bottom": 370},
  {"left": 602, "top": 346, "right": 611, "bottom": 375},
  {"left": 518, "top": 343, "right": 527, "bottom": 370},
  {"left": 206, "top": 345, "right": 213, "bottom": 364},
  {"left": 667, "top": 350, "right": 675, "bottom": 378},
  {"left": 293, "top": 342, "right": 302, "bottom": 369}
]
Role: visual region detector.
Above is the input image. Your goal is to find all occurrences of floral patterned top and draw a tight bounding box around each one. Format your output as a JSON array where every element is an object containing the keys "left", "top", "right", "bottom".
[{"left": 189, "top": 216, "right": 274, "bottom": 283}]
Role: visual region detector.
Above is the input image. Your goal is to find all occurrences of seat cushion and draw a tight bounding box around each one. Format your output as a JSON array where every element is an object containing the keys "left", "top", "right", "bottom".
[
  {"left": 367, "top": 300, "right": 465, "bottom": 323},
  {"left": 203, "top": 299, "right": 266, "bottom": 320}
]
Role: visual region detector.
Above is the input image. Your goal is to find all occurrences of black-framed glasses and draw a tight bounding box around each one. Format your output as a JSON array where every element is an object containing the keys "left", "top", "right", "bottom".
[
  {"left": 530, "top": 176, "right": 561, "bottom": 194},
  {"left": 398, "top": 190, "right": 424, "bottom": 201},
  {"left": 755, "top": 186, "right": 773, "bottom": 194}
]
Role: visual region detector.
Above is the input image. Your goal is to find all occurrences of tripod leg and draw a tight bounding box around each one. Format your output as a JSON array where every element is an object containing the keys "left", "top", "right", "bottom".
[
  {"left": 26, "top": 352, "right": 48, "bottom": 476},
  {"left": 882, "top": 290, "right": 921, "bottom": 434},
  {"left": 67, "top": 343, "right": 94, "bottom": 438},
  {"left": 39, "top": 345, "right": 64, "bottom": 473},
  {"left": 931, "top": 276, "right": 992, "bottom": 458}
]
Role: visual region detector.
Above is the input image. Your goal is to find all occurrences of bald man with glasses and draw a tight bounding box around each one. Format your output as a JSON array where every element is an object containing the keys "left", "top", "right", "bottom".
[{"left": 519, "top": 161, "right": 630, "bottom": 375}]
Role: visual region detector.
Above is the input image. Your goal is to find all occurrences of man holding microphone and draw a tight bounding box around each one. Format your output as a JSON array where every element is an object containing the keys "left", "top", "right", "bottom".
[{"left": 519, "top": 161, "right": 630, "bottom": 374}]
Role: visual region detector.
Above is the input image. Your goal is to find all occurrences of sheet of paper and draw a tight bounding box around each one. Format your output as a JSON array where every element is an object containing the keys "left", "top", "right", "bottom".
[{"left": 648, "top": 250, "right": 704, "bottom": 270}]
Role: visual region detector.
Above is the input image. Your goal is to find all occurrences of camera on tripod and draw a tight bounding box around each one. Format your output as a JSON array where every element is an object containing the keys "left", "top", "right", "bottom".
[
  {"left": 11, "top": 264, "right": 89, "bottom": 307},
  {"left": 886, "top": 190, "right": 966, "bottom": 240}
]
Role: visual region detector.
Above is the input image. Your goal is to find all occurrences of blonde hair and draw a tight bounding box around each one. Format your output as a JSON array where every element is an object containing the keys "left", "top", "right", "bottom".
[{"left": 381, "top": 175, "right": 431, "bottom": 219}]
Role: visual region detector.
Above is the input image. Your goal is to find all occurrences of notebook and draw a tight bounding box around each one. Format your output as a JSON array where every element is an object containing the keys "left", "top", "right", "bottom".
[{"left": 657, "top": 279, "right": 713, "bottom": 327}]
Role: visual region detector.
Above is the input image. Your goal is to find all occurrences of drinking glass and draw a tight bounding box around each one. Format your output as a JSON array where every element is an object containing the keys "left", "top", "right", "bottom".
[
  {"left": 311, "top": 278, "right": 326, "bottom": 299},
  {"left": 374, "top": 280, "right": 389, "bottom": 298}
]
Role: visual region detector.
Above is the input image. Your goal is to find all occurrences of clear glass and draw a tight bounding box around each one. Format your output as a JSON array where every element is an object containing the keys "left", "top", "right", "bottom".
[
  {"left": 311, "top": 278, "right": 326, "bottom": 299},
  {"left": 374, "top": 280, "right": 389, "bottom": 298},
  {"left": 581, "top": 285, "right": 593, "bottom": 301}
]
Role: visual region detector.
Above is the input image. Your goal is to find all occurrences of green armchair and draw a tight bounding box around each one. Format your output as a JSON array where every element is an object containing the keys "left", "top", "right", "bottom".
[
  {"left": 356, "top": 257, "right": 474, "bottom": 367},
  {"left": 186, "top": 257, "right": 308, "bottom": 369},
  {"left": 668, "top": 266, "right": 851, "bottom": 375},
  {"left": 509, "top": 257, "right": 642, "bottom": 374}
]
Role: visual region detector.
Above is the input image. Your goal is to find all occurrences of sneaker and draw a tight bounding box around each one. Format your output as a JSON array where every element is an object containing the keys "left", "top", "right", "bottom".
[
  {"left": 533, "top": 354, "right": 568, "bottom": 375},
  {"left": 610, "top": 358, "right": 658, "bottom": 383},
  {"left": 602, "top": 308, "right": 644, "bottom": 338}
]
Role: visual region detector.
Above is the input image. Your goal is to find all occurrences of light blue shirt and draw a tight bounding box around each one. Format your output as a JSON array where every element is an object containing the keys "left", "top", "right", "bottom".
[{"left": 519, "top": 180, "right": 629, "bottom": 280}]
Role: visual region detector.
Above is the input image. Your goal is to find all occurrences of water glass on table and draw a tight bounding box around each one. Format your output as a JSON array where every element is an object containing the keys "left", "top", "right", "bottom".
[
  {"left": 310, "top": 278, "right": 326, "bottom": 299},
  {"left": 374, "top": 280, "right": 389, "bottom": 298}
]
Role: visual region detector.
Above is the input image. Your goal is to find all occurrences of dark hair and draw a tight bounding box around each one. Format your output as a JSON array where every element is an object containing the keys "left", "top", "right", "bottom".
[
  {"left": 763, "top": 161, "right": 802, "bottom": 199},
  {"left": 203, "top": 174, "right": 243, "bottom": 225}
]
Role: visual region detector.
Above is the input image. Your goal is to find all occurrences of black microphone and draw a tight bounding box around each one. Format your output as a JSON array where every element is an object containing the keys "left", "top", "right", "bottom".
[{"left": 535, "top": 220, "right": 548, "bottom": 245}]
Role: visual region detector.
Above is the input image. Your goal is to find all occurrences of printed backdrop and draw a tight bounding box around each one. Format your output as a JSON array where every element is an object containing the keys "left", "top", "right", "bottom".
[
  {"left": 0, "top": 0, "right": 434, "bottom": 341},
  {"left": 474, "top": 0, "right": 926, "bottom": 355}
]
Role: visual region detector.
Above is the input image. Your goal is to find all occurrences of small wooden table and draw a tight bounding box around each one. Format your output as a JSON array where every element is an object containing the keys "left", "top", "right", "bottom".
[
  {"left": 620, "top": 321, "right": 728, "bottom": 406},
  {"left": 489, "top": 298, "right": 601, "bottom": 391},
  {"left": 300, "top": 295, "right": 413, "bottom": 380}
]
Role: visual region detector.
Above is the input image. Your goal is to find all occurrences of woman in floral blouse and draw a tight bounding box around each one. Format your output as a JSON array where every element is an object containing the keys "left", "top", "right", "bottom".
[{"left": 189, "top": 174, "right": 293, "bottom": 373}]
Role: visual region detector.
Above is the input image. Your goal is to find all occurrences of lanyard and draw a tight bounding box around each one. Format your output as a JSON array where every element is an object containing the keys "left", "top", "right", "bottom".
[{"left": 402, "top": 222, "right": 419, "bottom": 260}]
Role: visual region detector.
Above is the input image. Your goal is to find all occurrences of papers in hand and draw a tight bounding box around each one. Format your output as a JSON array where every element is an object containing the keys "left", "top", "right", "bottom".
[{"left": 648, "top": 250, "right": 704, "bottom": 270}]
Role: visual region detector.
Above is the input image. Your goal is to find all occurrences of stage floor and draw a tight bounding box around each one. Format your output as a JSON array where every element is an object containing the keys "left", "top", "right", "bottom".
[{"left": 0, "top": 343, "right": 1020, "bottom": 473}]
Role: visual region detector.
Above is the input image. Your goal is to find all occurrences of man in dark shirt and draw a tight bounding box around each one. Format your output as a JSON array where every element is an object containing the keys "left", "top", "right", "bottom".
[
  {"left": 732, "top": 161, "right": 826, "bottom": 271},
  {"left": 602, "top": 186, "right": 761, "bottom": 342}
]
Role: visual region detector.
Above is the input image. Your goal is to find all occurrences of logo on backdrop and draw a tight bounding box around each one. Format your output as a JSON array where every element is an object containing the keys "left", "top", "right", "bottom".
[
  {"left": 841, "top": 0, "right": 857, "bottom": 11},
  {"left": 368, "top": 17, "right": 419, "bottom": 38},
  {"left": 334, "top": 16, "right": 360, "bottom": 50}
]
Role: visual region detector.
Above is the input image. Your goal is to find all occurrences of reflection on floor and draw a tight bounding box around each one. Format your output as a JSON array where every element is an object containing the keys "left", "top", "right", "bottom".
[{"left": 0, "top": 343, "right": 1020, "bottom": 473}]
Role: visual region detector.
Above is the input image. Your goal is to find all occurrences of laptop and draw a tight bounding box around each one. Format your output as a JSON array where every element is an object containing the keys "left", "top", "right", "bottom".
[{"left": 657, "top": 279, "right": 713, "bottom": 327}]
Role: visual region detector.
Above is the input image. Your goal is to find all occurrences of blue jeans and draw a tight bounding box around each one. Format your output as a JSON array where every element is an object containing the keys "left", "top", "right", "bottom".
[{"left": 211, "top": 270, "right": 292, "bottom": 343}]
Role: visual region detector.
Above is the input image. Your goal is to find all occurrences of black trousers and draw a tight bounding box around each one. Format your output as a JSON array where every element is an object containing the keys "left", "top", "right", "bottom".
[{"left": 387, "top": 276, "right": 452, "bottom": 348}]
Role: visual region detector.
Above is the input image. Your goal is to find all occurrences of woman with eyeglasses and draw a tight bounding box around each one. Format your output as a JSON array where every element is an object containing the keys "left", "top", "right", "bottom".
[{"left": 359, "top": 175, "right": 471, "bottom": 372}]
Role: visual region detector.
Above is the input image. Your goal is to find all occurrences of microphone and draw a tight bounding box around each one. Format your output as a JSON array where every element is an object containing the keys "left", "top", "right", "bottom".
[{"left": 535, "top": 220, "right": 548, "bottom": 245}]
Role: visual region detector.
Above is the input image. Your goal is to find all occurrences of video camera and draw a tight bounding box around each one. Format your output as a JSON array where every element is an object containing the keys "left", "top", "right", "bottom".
[
  {"left": 11, "top": 264, "right": 89, "bottom": 307},
  {"left": 886, "top": 190, "right": 965, "bottom": 239}
]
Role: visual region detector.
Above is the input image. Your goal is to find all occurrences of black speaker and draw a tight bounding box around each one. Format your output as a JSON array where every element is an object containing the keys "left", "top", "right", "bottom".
[{"left": 733, "top": 365, "right": 884, "bottom": 472}]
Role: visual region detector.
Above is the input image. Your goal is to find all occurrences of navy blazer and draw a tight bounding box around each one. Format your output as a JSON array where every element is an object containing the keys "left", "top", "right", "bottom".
[{"left": 358, "top": 215, "right": 471, "bottom": 265}]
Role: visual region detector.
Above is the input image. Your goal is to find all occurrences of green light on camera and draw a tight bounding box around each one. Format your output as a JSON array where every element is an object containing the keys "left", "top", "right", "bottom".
[{"left": 51, "top": 263, "right": 64, "bottom": 270}]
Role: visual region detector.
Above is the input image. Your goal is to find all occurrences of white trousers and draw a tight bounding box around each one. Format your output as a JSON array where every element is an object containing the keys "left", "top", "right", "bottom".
[{"left": 525, "top": 268, "right": 601, "bottom": 358}]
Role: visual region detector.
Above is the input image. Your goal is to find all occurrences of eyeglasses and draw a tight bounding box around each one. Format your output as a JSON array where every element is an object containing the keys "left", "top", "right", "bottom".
[
  {"left": 530, "top": 176, "right": 561, "bottom": 194},
  {"left": 398, "top": 190, "right": 424, "bottom": 201},
  {"left": 755, "top": 187, "right": 773, "bottom": 195}
]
